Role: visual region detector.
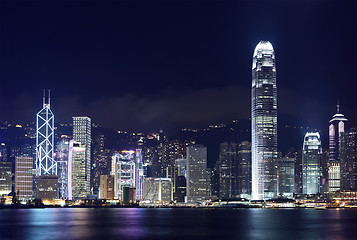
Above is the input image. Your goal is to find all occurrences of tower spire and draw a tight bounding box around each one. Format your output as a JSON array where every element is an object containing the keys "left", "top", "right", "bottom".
[
  {"left": 337, "top": 99, "right": 340, "bottom": 113},
  {"left": 48, "top": 89, "right": 51, "bottom": 107},
  {"left": 43, "top": 89, "right": 46, "bottom": 107}
]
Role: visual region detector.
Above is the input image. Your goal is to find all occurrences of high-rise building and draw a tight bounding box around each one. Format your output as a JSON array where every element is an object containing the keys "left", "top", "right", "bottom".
[
  {"left": 135, "top": 148, "right": 144, "bottom": 200},
  {"left": 123, "top": 186, "right": 136, "bottom": 204},
  {"left": 0, "top": 143, "right": 7, "bottom": 162},
  {"left": 0, "top": 162, "right": 12, "bottom": 195},
  {"left": 340, "top": 128, "right": 357, "bottom": 190},
  {"left": 55, "top": 139, "right": 69, "bottom": 199},
  {"left": 99, "top": 175, "right": 114, "bottom": 199},
  {"left": 328, "top": 104, "right": 347, "bottom": 192},
  {"left": 68, "top": 140, "right": 88, "bottom": 200},
  {"left": 186, "top": 144, "right": 207, "bottom": 202},
  {"left": 73, "top": 117, "right": 91, "bottom": 193},
  {"left": 302, "top": 132, "right": 322, "bottom": 195},
  {"left": 237, "top": 141, "right": 252, "bottom": 197},
  {"left": 112, "top": 151, "right": 136, "bottom": 200},
  {"left": 217, "top": 142, "right": 237, "bottom": 198},
  {"left": 36, "top": 90, "right": 56, "bottom": 176},
  {"left": 173, "top": 158, "right": 187, "bottom": 202},
  {"left": 15, "top": 156, "right": 34, "bottom": 200},
  {"left": 36, "top": 175, "right": 58, "bottom": 199},
  {"left": 142, "top": 177, "right": 172, "bottom": 202},
  {"left": 251, "top": 40, "right": 278, "bottom": 200},
  {"left": 92, "top": 135, "right": 112, "bottom": 194},
  {"left": 277, "top": 158, "right": 295, "bottom": 197}
]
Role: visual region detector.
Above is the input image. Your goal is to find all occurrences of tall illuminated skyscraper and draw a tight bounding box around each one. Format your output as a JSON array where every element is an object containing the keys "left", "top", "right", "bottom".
[
  {"left": 36, "top": 90, "right": 56, "bottom": 176},
  {"left": 302, "top": 132, "right": 322, "bottom": 195},
  {"left": 328, "top": 103, "right": 347, "bottom": 192},
  {"left": 73, "top": 117, "right": 91, "bottom": 193},
  {"left": 68, "top": 140, "right": 88, "bottom": 199},
  {"left": 251, "top": 41, "right": 278, "bottom": 200}
]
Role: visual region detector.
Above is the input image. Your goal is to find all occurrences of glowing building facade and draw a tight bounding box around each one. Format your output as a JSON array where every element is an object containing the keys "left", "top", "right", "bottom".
[
  {"left": 68, "top": 140, "right": 88, "bottom": 200},
  {"left": 55, "top": 139, "right": 69, "bottom": 199},
  {"left": 328, "top": 104, "right": 347, "bottom": 192},
  {"left": 251, "top": 41, "right": 278, "bottom": 200},
  {"left": 112, "top": 151, "right": 136, "bottom": 200},
  {"left": 135, "top": 149, "right": 144, "bottom": 200},
  {"left": 36, "top": 91, "right": 56, "bottom": 176},
  {"left": 15, "top": 156, "right": 34, "bottom": 200},
  {"left": 73, "top": 117, "right": 91, "bottom": 193},
  {"left": 302, "top": 132, "right": 322, "bottom": 195}
]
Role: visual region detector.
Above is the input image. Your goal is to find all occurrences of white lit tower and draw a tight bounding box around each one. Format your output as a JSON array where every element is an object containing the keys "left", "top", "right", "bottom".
[
  {"left": 251, "top": 41, "right": 278, "bottom": 200},
  {"left": 73, "top": 117, "right": 91, "bottom": 193},
  {"left": 328, "top": 102, "right": 347, "bottom": 192},
  {"left": 135, "top": 148, "right": 144, "bottom": 200},
  {"left": 302, "top": 132, "right": 322, "bottom": 194},
  {"left": 112, "top": 150, "right": 136, "bottom": 200},
  {"left": 36, "top": 90, "right": 57, "bottom": 176}
]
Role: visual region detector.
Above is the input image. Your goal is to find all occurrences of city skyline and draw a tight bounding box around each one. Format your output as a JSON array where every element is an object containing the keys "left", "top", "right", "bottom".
[{"left": 0, "top": 0, "right": 356, "bottom": 135}]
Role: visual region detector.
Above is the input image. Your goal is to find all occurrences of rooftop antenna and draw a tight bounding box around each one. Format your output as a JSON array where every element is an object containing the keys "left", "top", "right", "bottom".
[
  {"left": 43, "top": 89, "right": 46, "bottom": 107},
  {"left": 48, "top": 89, "right": 51, "bottom": 107},
  {"left": 337, "top": 99, "right": 340, "bottom": 114}
]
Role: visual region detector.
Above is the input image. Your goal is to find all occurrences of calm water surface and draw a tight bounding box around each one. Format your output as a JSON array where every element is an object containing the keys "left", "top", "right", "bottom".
[{"left": 0, "top": 208, "right": 356, "bottom": 240}]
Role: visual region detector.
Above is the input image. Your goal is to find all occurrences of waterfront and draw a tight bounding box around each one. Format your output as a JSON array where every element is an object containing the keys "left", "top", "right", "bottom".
[{"left": 0, "top": 208, "right": 356, "bottom": 240}]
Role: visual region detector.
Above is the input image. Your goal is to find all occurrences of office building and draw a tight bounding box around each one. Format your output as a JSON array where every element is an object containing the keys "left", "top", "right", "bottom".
[
  {"left": 340, "top": 128, "right": 357, "bottom": 190},
  {"left": 328, "top": 104, "right": 347, "bottom": 192},
  {"left": 15, "top": 156, "right": 34, "bottom": 200},
  {"left": 112, "top": 151, "right": 136, "bottom": 200},
  {"left": 186, "top": 144, "right": 207, "bottom": 202},
  {"left": 237, "top": 141, "right": 252, "bottom": 197},
  {"left": 73, "top": 117, "right": 91, "bottom": 192},
  {"left": 251, "top": 40, "right": 278, "bottom": 200},
  {"left": 0, "top": 143, "right": 7, "bottom": 162},
  {"left": 277, "top": 158, "right": 295, "bottom": 197},
  {"left": 55, "top": 139, "right": 69, "bottom": 199},
  {"left": 142, "top": 177, "right": 172, "bottom": 202},
  {"left": 123, "top": 186, "right": 136, "bottom": 204},
  {"left": 302, "top": 132, "right": 322, "bottom": 195},
  {"left": 174, "top": 158, "right": 187, "bottom": 202},
  {"left": 217, "top": 142, "right": 237, "bottom": 198},
  {"left": 36, "top": 175, "right": 58, "bottom": 199},
  {"left": 68, "top": 140, "right": 88, "bottom": 199},
  {"left": 99, "top": 175, "right": 114, "bottom": 199},
  {"left": 92, "top": 135, "right": 112, "bottom": 195},
  {"left": 0, "top": 162, "right": 12, "bottom": 195}
]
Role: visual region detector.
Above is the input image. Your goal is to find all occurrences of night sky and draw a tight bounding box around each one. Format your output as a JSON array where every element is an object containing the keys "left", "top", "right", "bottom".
[{"left": 0, "top": 0, "right": 356, "bottom": 139}]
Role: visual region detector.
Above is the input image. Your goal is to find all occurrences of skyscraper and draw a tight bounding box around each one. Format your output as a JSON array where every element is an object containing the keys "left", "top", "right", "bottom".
[
  {"left": 112, "top": 151, "right": 136, "bottom": 200},
  {"left": 73, "top": 117, "right": 91, "bottom": 193},
  {"left": 217, "top": 142, "right": 238, "bottom": 198},
  {"left": 328, "top": 104, "right": 347, "bottom": 192},
  {"left": 36, "top": 90, "right": 56, "bottom": 176},
  {"left": 237, "top": 141, "right": 252, "bottom": 197},
  {"left": 277, "top": 158, "right": 295, "bottom": 197},
  {"left": 251, "top": 40, "right": 278, "bottom": 200},
  {"left": 68, "top": 140, "right": 88, "bottom": 199},
  {"left": 55, "top": 139, "right": 70, "bottom": 199},
  {"left": 302, "top": 132, "right": 322, "bottom": 195},
  {"left": 186, "top": 144, "right": 207, "bottom": 202},
  {"left": 15, "top": 156, "right": 34, "bottom": 200},
  {"left": 340, "top": 128, "right": 357, "bottom": 190},
  {"left": 0, "top": 162, "right": 12, "bottom": 195}
]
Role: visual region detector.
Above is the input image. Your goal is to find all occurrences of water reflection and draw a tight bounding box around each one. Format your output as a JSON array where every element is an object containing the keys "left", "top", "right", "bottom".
[{"left": 0, "top": 208, "right": 357, "bottom": 240}]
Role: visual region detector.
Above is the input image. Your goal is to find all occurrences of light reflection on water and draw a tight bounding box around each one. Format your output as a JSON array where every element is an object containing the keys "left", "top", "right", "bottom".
[{"left": 0, "top": 208, "right": 356, "bottom": 240}]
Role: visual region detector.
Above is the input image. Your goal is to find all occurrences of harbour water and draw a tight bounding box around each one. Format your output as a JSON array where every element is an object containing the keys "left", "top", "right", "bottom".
[{"left": 0, "top": 208, "right": 356, "bottom": 240}]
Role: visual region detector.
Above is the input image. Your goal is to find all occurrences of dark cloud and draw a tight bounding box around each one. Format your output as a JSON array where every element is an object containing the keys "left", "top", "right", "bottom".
[{"left": 53, "top": 85, "right": 251, "bottom": 132}]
